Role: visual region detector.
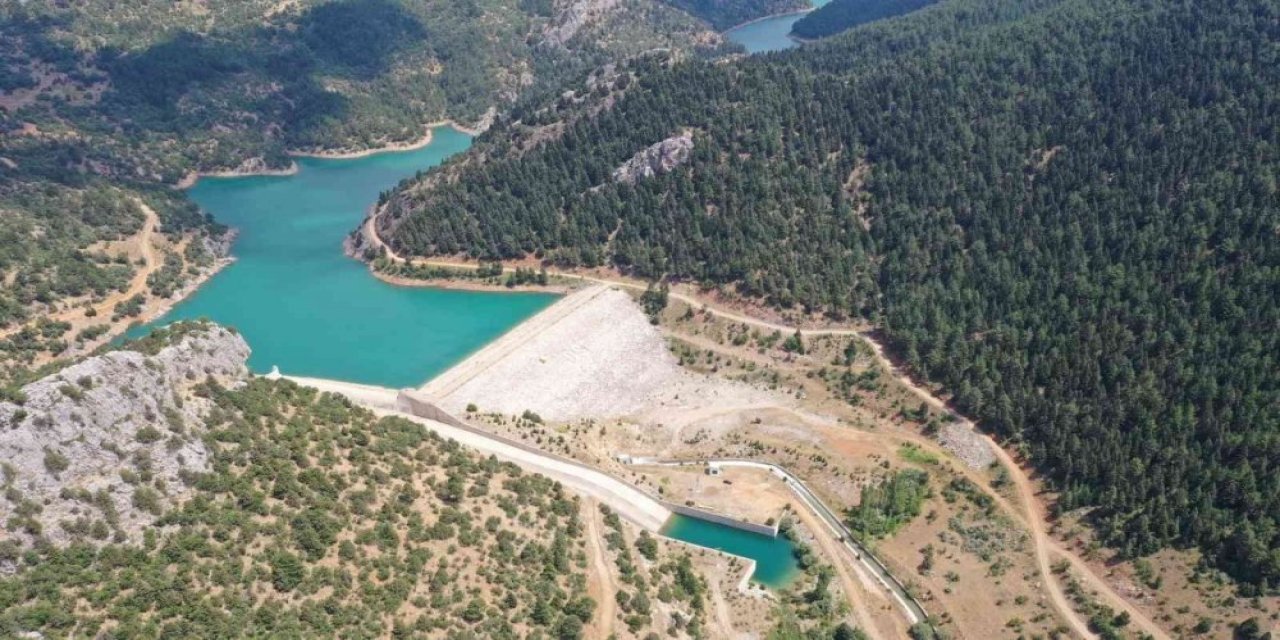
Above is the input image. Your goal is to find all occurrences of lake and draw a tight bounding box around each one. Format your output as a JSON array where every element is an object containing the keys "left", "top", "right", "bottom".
[
  {"left": 138, "top": 125, "right": 805, "bottom": 590},
  {"left": 723, "top": 0, "right": 832, "bottom": 54},
  {"left": 131, "top": 125, "right": 558, "bottom": 388}
]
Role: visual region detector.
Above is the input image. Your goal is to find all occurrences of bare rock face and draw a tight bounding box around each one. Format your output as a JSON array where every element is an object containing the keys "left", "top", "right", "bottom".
[
  {"left": 612, "top": 132, "right": 694, "bottom": 184},
  {"left": 543, "top": 0, "right": 622, "bottom": 46},
  {"left": 937, "top": 421, "right": 996, "bottom": 469},
  {"left": 229, "top": 156, "right": 296, "bottom": 176},
  {"left": 0, "top": 325, "right": 250, "bottom": 553},
  {"left": 200, "top": 227, "right": 237, "bottom": 260}
]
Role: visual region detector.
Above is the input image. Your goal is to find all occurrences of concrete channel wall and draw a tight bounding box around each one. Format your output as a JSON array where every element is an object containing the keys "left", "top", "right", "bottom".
[
  {"left": 397, "top": 390, "right": 777, "bottom": 536},
  {"left": 664, "top": 503, "right": 780, "bottom": 537},
  {"left": 284, "top": 381, "right": 808, "bottom": 596},
  {"left": 624, "top": 456, "right": 929, "bottom": 626},
  {"left": 396, "top": 392, "right": 470, "bottom": 429},
  {"left": 389, "top": 389, "right": 670, "bottom": 531}
]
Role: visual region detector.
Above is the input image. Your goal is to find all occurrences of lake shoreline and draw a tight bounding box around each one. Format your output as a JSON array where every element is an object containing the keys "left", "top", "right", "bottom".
[
  {"left": 175, "top": 116, "right": 491, "bottom": 189},
  {"left": 346, "top": 211, "right": 579, "bottom": 295},
  {"left": 721, "top": 7, "right": 813, "bottom": 35},
  {"left": 175, "top": 163, "right": 299, "bottom": 190},
  {"left": 139, "top": 126, "right": 559, "bottom": 387},
  {"left": 288, "top": 117, "right": 491, "bottom": 159},
  {"left": 81, "top": 242, "right": 236, "bottom": 358},
  {"left": 370, "top": 268, "right": 581, "bottom": 295}
]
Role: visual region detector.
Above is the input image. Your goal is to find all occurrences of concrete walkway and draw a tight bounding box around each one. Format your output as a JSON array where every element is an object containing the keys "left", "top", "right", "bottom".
[{"left": 280, "top": 375, "right": 671, "bottom": 531}]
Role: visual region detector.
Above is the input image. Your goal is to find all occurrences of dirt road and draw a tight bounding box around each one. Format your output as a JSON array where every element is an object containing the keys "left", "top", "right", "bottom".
[
  {"left": 855, "top": 336, "right": 1171, "bottom": 640},
  {"left": 788, "top": 497, "right": 896, "bottom": 640},
  {"left": 364, "top": 217, "right": 1173, "bottom": 639},
  {"left": 1, "top": 198, "right": 160, "bottom": 340},
  {"left": 583, "top": 500, "right": 617, "bottom": 638}
]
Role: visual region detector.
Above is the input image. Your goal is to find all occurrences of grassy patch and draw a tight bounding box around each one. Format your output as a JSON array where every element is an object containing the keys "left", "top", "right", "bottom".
[{"left": 898, "top": 443, "right": 939, "bottom": 466}]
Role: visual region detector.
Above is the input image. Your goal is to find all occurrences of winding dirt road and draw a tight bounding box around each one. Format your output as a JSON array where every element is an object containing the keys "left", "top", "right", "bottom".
[
  {"left": 857, "top": 341, "right": 1171, "bottom": 640},
  {"left": 1, "top": 198, "right": 160, "bottom": 340},
  {"left": 363, "top": 214, "right": 1173, "bottom": 639}
]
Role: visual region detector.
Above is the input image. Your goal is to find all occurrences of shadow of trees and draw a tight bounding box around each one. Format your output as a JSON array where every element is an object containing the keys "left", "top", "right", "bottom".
[{"left": 95, "top": 0, "right": 428, "bottom": 142}]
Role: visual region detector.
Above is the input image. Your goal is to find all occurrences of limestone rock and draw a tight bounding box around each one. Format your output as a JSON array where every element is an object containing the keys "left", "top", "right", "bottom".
[
  {"left": 0, "top": 325, "right": 250, "bottom": 554},
  {"left": 543, "top": 0, "right": 622, "bottom": 47},
  {"left": 612, "top": 132, "right": 694, "bottom": 184},
  {"left": 937, "top": 421, "right": 996, "bottom": 469}
]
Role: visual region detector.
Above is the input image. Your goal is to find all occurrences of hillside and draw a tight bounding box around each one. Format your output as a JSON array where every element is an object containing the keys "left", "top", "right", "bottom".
[
  {"left": 790, "top": 0, "right": 938, "bottom": 39},
  {"left": 0, "top": 325, "right": 600, "bottom": 638},
  {"left": 0, "top": 322, "right": 762, "bottom": 639},
  {"left": 660, "top": 0, "right": 810, "bottom": 30},
  {"left": 374, "top": 0, "right": 1280, "bottom": 590},
  {"left": 0, "top": 0, "right": 736, "bottom": 377}
]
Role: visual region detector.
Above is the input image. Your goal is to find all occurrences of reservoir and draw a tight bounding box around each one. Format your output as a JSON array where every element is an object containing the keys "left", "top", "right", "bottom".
[
  {"left": 723, "top": 0, "right": 831, "bottom": 54},
  {"left": 137, "top": 124, "right": 803, "bottom": 591},
  {"left": 131, "top": 126, "right": 557, "bottom": 388},
  {"left": 662, "top": 514, "right": 801, "bottom": 588}
]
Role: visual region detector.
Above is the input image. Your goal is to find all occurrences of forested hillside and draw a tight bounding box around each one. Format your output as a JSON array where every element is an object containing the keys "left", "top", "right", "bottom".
[
  {"left": 1, "top": 0, "right": 729, "bottom": 175},
  {"left": 790, "top": 0, "right": 938, "bottom": 39},
  {"left": 660, "top": 0, "right": 809, "bottom": 30},
  {"left": 0, "top": 336, "right": 602, "bottom": 638},
  {"left": 0, "top": 0, "right": 732, "bottom": 377},
  {"left": 378, "top": 0, "right": 1280, "bottom": 590}
]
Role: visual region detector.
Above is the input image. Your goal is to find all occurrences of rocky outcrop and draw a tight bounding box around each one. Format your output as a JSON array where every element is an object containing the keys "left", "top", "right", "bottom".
[
  {"left": 542, "top": 0, "right": 622, "bottom": 47},
  {"left": 937, "top": 421, "right": 995, "bottom": 469},
  {"left": 225, "top": 156, "right": 297, "bottom": 176},
  {"left": 0, "top": 325, "right": 250, "bottom": 553},
  {"left": 612, "top": 132, "right": 694, "bottom": 184},
  {"left": 200, "top": 227, "right": 238, "bottom": 260}
]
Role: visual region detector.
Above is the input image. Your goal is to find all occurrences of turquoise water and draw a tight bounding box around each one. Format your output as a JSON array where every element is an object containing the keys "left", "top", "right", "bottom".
[
  {"left": 723, "top": 0, "right": 831, "bottom": 54},
  {"left": 130, "top": 126, "right": 557, "bottom": 388},
  {"left": 661, "top": 514, "right": 801, "bottom": 588}
]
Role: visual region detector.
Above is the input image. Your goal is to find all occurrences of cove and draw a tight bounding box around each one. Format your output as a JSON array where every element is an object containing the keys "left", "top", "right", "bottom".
[
  {"left": 130, "top": 126, "right": 557, "bottom": 388},
  {"left": 661, "top": 514, "right": 801, "bottom": 589},
  {"left": 723, "top": 0, "right": 832, "bottom": 54}
]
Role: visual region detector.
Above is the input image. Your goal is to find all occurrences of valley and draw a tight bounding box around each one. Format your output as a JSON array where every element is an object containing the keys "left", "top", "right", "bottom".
[{"left": 1, "top": 0, "right": 1277, "bottom": 638}]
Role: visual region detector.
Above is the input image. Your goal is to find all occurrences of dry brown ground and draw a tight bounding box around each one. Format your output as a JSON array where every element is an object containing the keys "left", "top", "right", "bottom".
[
  {"left": 457, "top": 296, "right": 1072, "bottom": 638},
  {"left": 1, "top": 200, "right": 231, "bottom": 367},
  {"left": 1049, "top": 514, "right": 1279, "bottom": 639},
  {"left": 586, "top": 497, "right": 774, "bottom": 638},
  {"left": 584, "top": 499, "right": 619, "bottom": 638},
  {"left": 379, "top": 242, "right": 1276, "bottom": 638},
  {"left": 0, "top": 200, "right": 156, "bottom": 343}
]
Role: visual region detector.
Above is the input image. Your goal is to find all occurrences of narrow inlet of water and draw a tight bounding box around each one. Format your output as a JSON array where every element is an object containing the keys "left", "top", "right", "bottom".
[
  {"left": 661, "top": 514, "right": 801, "bottom": 589},
  {"left": 723, "top": 0, "right": 833, "bottom": 54}
]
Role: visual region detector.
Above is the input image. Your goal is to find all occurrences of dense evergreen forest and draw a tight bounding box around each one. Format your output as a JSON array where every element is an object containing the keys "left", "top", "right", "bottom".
[
  {"left": 381, "top": 0, "right": 1280, "bottom": 590},
  {"left": 660, "top": 0, "right": 809, "bottom": 29},
  {"left": 790, "top": 0, "right": 938, "bottom": 39}
]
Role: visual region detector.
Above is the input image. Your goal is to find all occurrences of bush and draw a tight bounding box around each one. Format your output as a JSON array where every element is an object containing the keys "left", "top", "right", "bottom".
[
  {"left": 270, "top": 550, "right": 305, "bottom": 592},
  {"left": 635, "top": 531, "right": 658, "bottom": 561},
  {"left": 135, "top": 426, "right": 163, "bottom": 443},
  {"left": 43, "top": 449, "right": 70, "bottom": 474}
]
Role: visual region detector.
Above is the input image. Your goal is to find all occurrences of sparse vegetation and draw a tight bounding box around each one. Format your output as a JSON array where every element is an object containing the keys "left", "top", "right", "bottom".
[
  {"left": 0, "top": 379, "right": 601, "bottom": 638},
  {"left": 846, "top": 469, "right": 930, "bottom": 540}
]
